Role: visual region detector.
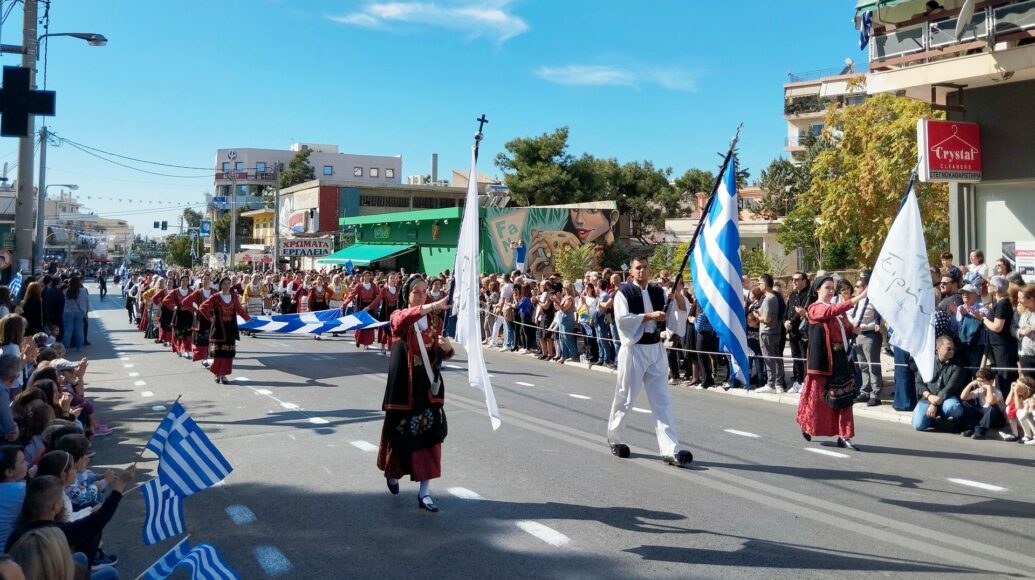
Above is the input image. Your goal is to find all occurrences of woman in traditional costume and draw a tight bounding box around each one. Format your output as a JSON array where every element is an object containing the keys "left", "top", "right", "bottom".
[
  {"left": 200, "top": 276, "right": 251, "bottom": 384},
  {"left": 377, "top": 275, "right": 452, "bottom": 512},
  {"left": 376, "top": 273, "right": 402, "bottom": 355},
  {"left": 142, "top": 277, "right": 166, "bottom": 342},
  {"left": 344, "top": 271, "right": 381, "bottom": 349},
  {"left": 797, "top": 275, "right": 868, "bottom": 450},
  {"left": 186, "top": 273, "right": 215, "bottom": 365},
  {"left": 164, "top": 275, "right": 195, "bottom": 358},
  {"left": 157, "top": 276, "right": 176, "bottom": 347},
  {"left": 306, "top": 275, "right": 331, "bottom": 341},
  {"left": 242, "top": 273, "right": 267, "bottom": 338}
]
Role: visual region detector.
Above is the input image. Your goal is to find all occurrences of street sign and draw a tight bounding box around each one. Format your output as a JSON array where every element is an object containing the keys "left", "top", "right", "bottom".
[
  {"left": 212, "top": 197, "right": 226, "bottom": 204},
  {"left": 200, "top": 220, "right": 212, "bottom": 236}
]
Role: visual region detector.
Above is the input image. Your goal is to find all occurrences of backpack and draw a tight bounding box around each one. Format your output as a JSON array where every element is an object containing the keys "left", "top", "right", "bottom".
[{"left": 958, "top": 315, "right": 983, "bottom": 347}]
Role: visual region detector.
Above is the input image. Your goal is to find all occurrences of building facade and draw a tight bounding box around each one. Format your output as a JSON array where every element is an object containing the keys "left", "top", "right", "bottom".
[{"left": 783, "top": 62, "right": 867, "bottom": 165}]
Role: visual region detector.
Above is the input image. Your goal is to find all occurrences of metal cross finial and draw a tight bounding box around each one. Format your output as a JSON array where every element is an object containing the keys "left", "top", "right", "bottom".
[{"left": 476, "top": 114, "right": 489, "bottom": 133}]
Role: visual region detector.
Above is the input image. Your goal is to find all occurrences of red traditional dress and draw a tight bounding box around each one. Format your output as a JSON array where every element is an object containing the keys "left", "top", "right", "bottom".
[
  {"left": 377, "top": 305, "right": 449, "bottom": 482},
  {"left": 306, "top": 286, "right": 330, "bottom": 312},
  {"left": 185, "top": 288, "right": 214, "bottom": 362},
  {"left": 156, "top": 288, "right": 175, "bottom": 345},
  {"left": 137, "top": 282, "right": 152, "bottom": 332},
  {"left": 163, "top": 287, "right": 194, "bottom": 355},
  {"left": 199, "top": 292, "right": 250, "bottom": 378},
  {"left": 376, "top": 285, "right": 403, "bottom": 347},
  {"left": 797, "top": 300, "right": 856, "bottom": 439},
  {"left": 345, "top": 282, "right": 382, "bottom": 347}
]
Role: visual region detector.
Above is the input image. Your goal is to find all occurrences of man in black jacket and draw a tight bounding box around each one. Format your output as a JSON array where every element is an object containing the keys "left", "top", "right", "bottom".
[
  {"left": 41, "top": 275, "right": 65, "bottom": 340},
  {"left": 783, "top": 272, "right": 810, "bottom": 393},
  {"left": 912, "top": 336, "right": 968, "bottom": 431}
]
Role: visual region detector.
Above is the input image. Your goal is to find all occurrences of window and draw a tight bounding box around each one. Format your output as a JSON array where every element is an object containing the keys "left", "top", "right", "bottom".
[
  {"left": 370, "top": 168, "right": 379, "bottom": 178},
  {"left": 256, "top": 162, "right": 267, "bottom": 172},
  {"left": 810, "top": 124, "right": 824, "bottom": 137},
  {"left": 323, "top": 165, "right": 334, "bottom": 176},
  {"left": 385, "top": 168, "right": 395, "bottom": 179},
  {"left": 413, "top": 196, "right": 449, "bottom": 209},
  {"left": 353, "top": 167, "right": 363, "bottom": 177},
  {"left": 360, "top": 195, "right": 409, "bottom": 208},
  {"left": 235, "top": 162, "right": 244, "bottom": 171},
  {"left": 221, "top": 162, "right": 230, "bottom": 171}
]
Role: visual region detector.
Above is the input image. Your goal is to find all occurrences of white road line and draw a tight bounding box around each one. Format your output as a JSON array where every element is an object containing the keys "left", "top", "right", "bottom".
[
  {"left": 447, "top": 487, "right": 485, "bottom": 501},
  {"left": 515, "top": 521, "right": 571, "bottom": 547},
  {"left": 120, "top": 356, "right": 130, "bottom": 361},
  {"left": 235, "top": 376, "right": 251, "bottom": 382},
  {"left": 516, "top": 381, "right": 535, "bottom": 387},
  {"left": 632, "top": 407, "right": 651, "bottom": 414},
  {"left": 948, "top": 478, "right": 1007, "bottom": 492},
  {"left": 134, "top": 380, "right": 146, "bottom": 387},
  {"left": 724, "top": 429, "right": 759, "bottom": 438},
  {"left": 317, "top": 354, "right": 335, "bottom": 361},
  {"left": 350, "top": 440, "right": 378, "bottom": 453},
  {"left": 287, "top": 434, "right": 297, "bottom": 441},
  {"left": 446, "top": 364, "right": 463, "bottom": 369},
  {"left": 225, "top": 504, "right": 257, "bottom": 525},
  {"left": 254, "top": 546, "right": 293, "bottom": 576},
  {"left": 280, "top": 402, "right": 300, "bottom": 410},
  {"left": 309, "top": 417, "right": 330, "bottom": 425},
  {"left": 141, "top": 391, "right": 154, "bottom": 398},
  {"left": 151, "top": 405, "right": 166, "bottom": 412},
  {"left": 805, "top": 448, "right": 849, "bottom": 459},
  {"left": 128, "top": 372, "right": 140, "bottom": 377},
  {"left": 569, "top": 394, "right": 591, "bottom": 400},
  {"left": 256, "top": 389, "right": 273, "bottom": 395},
  {"left": 123, "top": 364, "right": 134, "bottom": 368}
]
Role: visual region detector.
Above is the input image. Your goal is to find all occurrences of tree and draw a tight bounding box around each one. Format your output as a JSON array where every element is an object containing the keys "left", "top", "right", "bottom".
[
  {"left": 601, "top": 159, "right": 681, "bottom": 244},
  {"left": 741, "top": 246, "right": 785, "bottom": 278},
  {"left": 755, "top": 158, "right": 799, "bottom": 219},
  {"left": 279, "top": 148, "right": 315, "bottom": 189},
  {"left": 674, "top": 168, "right": 714, "bottom": 196},
  {"left": 777, "top": 134, "right": 831, "bottom": 269},
  {"left": 805, "top": 93, "right": 948, "bottom": 266},
  {"left": 554, "top": 243, "right": 597, "bottom": 282},
  {"left": 182, "top": 208, "right": 203, "bottom": 229},
  {"left": 213, "top": 207, "right": 254, "bottom": 248},
  {"left": 165, "top": 234, "right": 193, "bottom": 267},
  {"left": 648, "top": 242, "right": 690, "bottom": 278},
  {"left": 729, "top": 146, "right": 750, "bottom": 191}
]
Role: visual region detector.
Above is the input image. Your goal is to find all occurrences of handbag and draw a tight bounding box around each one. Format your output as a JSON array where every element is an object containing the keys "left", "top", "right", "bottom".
[{"left": 823, "top": 317, "right": 856, "bottom": 410}]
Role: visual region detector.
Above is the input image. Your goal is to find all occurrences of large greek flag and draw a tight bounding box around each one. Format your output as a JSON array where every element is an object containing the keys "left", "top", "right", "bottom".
[
  {"left": 237, "top": 308, "right": 386, "bottom": 335},
  {"left": 142, "top": 477, "right": 185, "bottom": 545},
  {"left": 689, "top": 159, "right": 750, "bottom": 385},
  {"left": 150, "top": 402, "right": 233, "bottom": 497}
]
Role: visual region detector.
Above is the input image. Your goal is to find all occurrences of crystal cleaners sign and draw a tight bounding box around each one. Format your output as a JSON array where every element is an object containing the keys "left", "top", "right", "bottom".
[
  {"left": 917, "top": 119, "right": 982, "bottom": 183},
  {"left": 281, "top": 237, "right": 333, "bottom": 257}
]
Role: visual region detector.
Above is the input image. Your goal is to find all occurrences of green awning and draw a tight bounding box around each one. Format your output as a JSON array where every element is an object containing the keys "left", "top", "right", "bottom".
[
  {"left": 419, "top": 246, "right": 456, "bottom": 277},
  {"left": 316, "top": 243, "right": 415, "bottom": 266},
  {"left": 339, "top": 207, "right": 461, "bottom": 227}
]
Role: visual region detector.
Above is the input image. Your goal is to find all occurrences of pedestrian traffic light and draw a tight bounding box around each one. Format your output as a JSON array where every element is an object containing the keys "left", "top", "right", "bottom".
[
  {"left": 161, "top": 221, "right": 168, "bottom": 231},
  {"left": 153, "top": 221, "right": 160, "bottom": 229}
]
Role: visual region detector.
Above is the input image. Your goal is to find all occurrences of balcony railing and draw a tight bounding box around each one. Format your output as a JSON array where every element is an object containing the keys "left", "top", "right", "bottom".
[
  {"left": 784, "top": 96, "right": 837, "bottom": 116},
  {"left": 785, "top": 135, "right": 813, "bottom": 147},
  {"left": 787, "top": 63, "right": 868, "bottom": 83},
  {"left": 869, "top": 0, "right": 1035, "bottom": 67}
]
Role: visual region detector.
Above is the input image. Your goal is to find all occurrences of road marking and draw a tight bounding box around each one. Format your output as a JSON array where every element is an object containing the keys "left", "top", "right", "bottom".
[
  {"left": 804, "top": 448, "right": 849, "bottom": 459},
  {"left": 515, "top": 521, "right": 571, "bottom": 547},
  {"left": 350, "top": 440, "right": 378, "bottom": 453},
  {"left": 134, "top": 380, "right": 146, "bottom": 386},
  {"left": 120, "top": 356, "right": 130, "bottom": 361},
  {"left": 488, "top": 373, "right": 496, "bottom": 378},
  {"left": 724, "top": 429, "right": 759, "bottom": 438},
  {"left": 516, "top": 381, "right": 535, "bottom": 387},
  {"left": 128, "top": 372, "right": 140, "bottom": 377},
  {"left": 317, "top": 354, "right": 335, "bottom": 361},
  {"left": 948, "top": 478, "right": 1006, "bottom": 492},
  {"left": 632, "top": 407, "right": 651, "bottom": 414},
  {"left": 256, "top": 389, "right": 273, "bottom": 395},
  {"left": 141, "top": 391, "right": 154, "bottom": 398},
  {"left": 569, "top": 394, "right": 590, "bottom": 400},
  {"left": 123, "top": 364, "right": 134, "bottom": 368},
  {"left": 225, "top": 504, "right": 257, "bottom": 525},
  {"left": 446, "top": 364, "right": 463, "bottom": 369},
  {"left": 309, "top": 417, "right": 330, "bottom": 425},
  {"left": 447, "top": 487, "right": 485, "bottom": 501},
  {"left": 235, "top": 376, "right": 251, "bottom": 382},
  {"left": 253, "top": 546, "right": 293, "bottom": 576},
  {"left": 287, "top": 434, "right": 297, "bottom": 441},
  {"left": 151, "top": 405, "right": 166, "bottom": 412},
  {"left": 280, "top": 402, "right": 299, "bottom": 410}
]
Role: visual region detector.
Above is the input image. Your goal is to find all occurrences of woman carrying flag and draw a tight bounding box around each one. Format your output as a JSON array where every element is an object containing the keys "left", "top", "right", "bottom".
[{"left": 200, "top": 277, "right": 251, "bottom": 384}]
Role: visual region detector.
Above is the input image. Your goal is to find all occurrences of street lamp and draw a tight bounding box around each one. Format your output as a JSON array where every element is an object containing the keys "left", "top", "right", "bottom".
[{"left": 38, "top": 33, "right": 108, "bottom": 47}]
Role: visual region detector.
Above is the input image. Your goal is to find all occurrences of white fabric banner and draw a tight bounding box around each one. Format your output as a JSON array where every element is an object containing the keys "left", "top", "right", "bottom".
[
  {"left": 868, "top": 185, "right": 937, "bottom": 382},
  {"left": 451, "top": 145, "right": 501, "bottom": 430}
]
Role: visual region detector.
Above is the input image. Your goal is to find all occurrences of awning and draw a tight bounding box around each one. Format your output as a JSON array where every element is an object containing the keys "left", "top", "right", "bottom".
[
  {"left": 855, "top": 0, "right": 966, "bottom": 26},
  {"left": 419, "top": 246, "right": 456, "bottom": 277},
  {"left": 316, "top": 243, "right": 415, "bottom": 266},
  {"left": 339, "top": 207, "right": 461, "bottom": 227}
]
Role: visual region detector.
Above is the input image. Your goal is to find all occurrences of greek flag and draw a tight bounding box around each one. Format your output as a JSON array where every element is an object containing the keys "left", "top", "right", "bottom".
[
  {"left": 689, "top": 159, "right": 750, "bottom": 386},
  {"left": 345, "top": 259, "right": 354, "bottom": 275},
  {"left": 237, "top": 308, "right": 386, "bottom": 335},
  {"left": 142, "top": 477, "right": 185, "bottom": 545},
  {"left": 149, "top": 402, "right": 233, "bottom": 497},
  {"left": 156, "top": 259, "right": 165, "bottom": 277},
  {"left": 140, "top": 536, "right": 191, "bottom": 580},
  {"left": 859, "top": 9, "right": 874, "bottom": 50},
  {"left": 7, "top": 271, "right": 21, "bottom": 298}
]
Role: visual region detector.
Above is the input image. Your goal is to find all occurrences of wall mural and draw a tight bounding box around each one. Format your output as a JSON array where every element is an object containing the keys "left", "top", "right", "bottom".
[{"left": 481, "top": 204, "right": 619, "bottom": 276}]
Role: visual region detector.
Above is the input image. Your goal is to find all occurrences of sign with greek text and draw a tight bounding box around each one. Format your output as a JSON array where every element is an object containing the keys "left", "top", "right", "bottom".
[{"left": 280, "top": 237, "right": 333, "bottom": 257}]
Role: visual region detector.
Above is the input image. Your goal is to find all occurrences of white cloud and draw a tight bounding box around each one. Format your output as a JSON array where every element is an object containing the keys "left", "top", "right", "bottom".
[
  {"left": 534, "top": 63, "right": 700, "bottom": 92},
  {"left": 329, "top": 1, "right": 528, "bottom": 42}
]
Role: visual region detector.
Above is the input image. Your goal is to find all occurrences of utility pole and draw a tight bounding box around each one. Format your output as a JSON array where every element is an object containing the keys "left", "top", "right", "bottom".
[
  {"left": 272, "top": 163, "right": 281, "bottom": 272},
  {"left": 229, "top": 170, "right": 237, "bottom": 267},
  {"left": 33, "top": 125, "right": 48, "bottom": 271},
  {"left": 13, "top": 0, "right": 38, "bottom": 273}
]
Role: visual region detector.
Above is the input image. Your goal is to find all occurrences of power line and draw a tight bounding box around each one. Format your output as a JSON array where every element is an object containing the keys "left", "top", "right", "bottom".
[
  {"left": 56, "top": 135, "right": 217, "bottom": 171},
  {"left": 59, "top": 139, "right": 212, "bottom": 178}
]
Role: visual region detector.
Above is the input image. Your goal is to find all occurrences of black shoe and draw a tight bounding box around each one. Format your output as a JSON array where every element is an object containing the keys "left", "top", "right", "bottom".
[
  {"left": 609, "top": 443, "right": 630, "bottom": 458},
  {"left": 801, "top": 431, "right": 812, "bottom": 442},
  {"left": 836, "top": 437, "right": 858, "bottom": 450},
  {"left": 960, "top": 429, "right": 975, "bottom": 438},
  {"left": 688, "top": 379, "right": 702, "bottom": 387},
  {"left": 83, "top": 341, "right": 92, "bottom": 346},
  {"left": 854, "top": 394, "right": 870, "bottom": 404},
  {"left": 867, "top": 397, "right": 881, "bottom": 407},
  {"left": 219, "top": 377, "right": 230, "bottom": 384},
  {"left": 971, "top": 430, "right": 986, "bottom": 440},
  {"left": 92, "top": 550, "right": 118, "bottom": 568},
  {"left": 418, "top": 495, "right": 439, "bottom": 512},
  {"left": 214, "top": 377, "right": 221, "bottom": 384},
  {"left": 662, "top": 450, "right": 693, "bottom": 467},
  {"left": 387, "top": 479, "right": 399, "bottom": 495}
]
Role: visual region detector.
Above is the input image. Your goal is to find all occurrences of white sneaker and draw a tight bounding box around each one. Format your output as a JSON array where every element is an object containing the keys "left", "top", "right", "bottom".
[
  {"left": 776, "top": 387, "right": 787, "bottom": 394},
  {"left": 1026, "top": 438, "right": 1035, "bottom": 446},
  {"left": 668, "top": 378, "right": 678, "bottom": 385},
  {"left": 999, "top": 431, "right": 1018, "bottom": 442},
  {"left": 754, "top": 386, "right": 776, "bottom": 394},
  {"left": 788, "top": 384, "right": 802, "bottom": 394},
  {"left": 693, "top": 384, "right": 706, "bottom": 390}
]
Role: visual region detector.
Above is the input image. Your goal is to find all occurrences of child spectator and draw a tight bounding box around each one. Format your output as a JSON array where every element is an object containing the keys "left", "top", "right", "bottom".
[
  {"left": 8, "top": 527, "right": 76, "bottom": 580},
  {"left": 0, "top": 445, "right": 28, "bottom": 550},
  {"left": 960, "top": 367, "right": 1006, "bottom": 439},
  {"left": 1005, "top": 377, "right": 1035, "bottom": 444},
  {"left": 34, "top": 451, "right": 92, "bottom": 523},
  {"left": 20, "top": 406, "right": 54, "bottom": 466},
  {"left": 54, "top": 434, "right": 110, "bottom": 512}
]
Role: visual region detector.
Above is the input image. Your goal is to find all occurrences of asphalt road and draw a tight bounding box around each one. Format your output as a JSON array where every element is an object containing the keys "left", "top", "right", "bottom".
[{"left": 79, "top": 283, "right": 1035, "bottom": 579}]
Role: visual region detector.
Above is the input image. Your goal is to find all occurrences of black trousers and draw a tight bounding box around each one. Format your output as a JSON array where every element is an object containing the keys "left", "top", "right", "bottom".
[
  {"left": 988, "top": 343, "right": 1018, "bottom": 397},
  {"left": 789, "top": 336, "right": 807, "bottom": 384},
  {"left": 696, "top": 331, "right": 719, "bottom": 387},
  {"left": 1020, "top": 355, "right": 1035, "bottom": 380}
]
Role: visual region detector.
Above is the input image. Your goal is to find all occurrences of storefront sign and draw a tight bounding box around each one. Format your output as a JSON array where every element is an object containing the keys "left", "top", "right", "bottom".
[
  {"left": 1014, "top": 241, "right": 1035, "bottom": 284},
  {"left": 281, "top": 237, "right": 333, "bottom": 257},
  {"left": 917, "top": 119, "right": 982, "bottom": 182}
]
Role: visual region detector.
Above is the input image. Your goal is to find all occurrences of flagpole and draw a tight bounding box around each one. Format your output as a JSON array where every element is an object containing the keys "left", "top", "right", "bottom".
[
  {"left": 135, "top": 394, "right": 183, "bottom": 463},
  {"left": 668, "top": 123, "right": 744, "bottom": 296},
  {"left": 445, "top": 114, "right": 488, "bottom": 304}
]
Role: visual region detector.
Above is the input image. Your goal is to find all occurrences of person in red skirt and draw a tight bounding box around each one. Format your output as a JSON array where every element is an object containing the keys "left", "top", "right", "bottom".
[
  {"left": 157, "top": 276, "right": 176, "bottom": 348},
  {"left": 164, "top": 275, "right": 195, "bottom": 358},
  {"left": 185, "top": 273, "right": 215, "bottom": 365},
  {"left": 306, "top": 275, "right": 331, "bottom": 341},
  {"left": 137, "top": 275, "right": 153, "bottom": 333},
  {"left": 344, "top": 271, "right": 382, "bottom": 350},
  {"left": 200, "top": 276, "right": 251, "bottom": 384},
  {"left": 376, "top": 272, "right": 403, "bottom": 355},
  {"left": 377, "top": 274, "right": 452, "bottom": 512},
  {"left": 797, "top": 275, "right": 868, "bottom": 450}
]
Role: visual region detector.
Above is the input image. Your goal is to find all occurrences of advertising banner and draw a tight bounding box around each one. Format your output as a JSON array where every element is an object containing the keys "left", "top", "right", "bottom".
[
  {"left": 281, "top": 237, "right": 333, "bottom": 257},
  {"left": 918, "top": 119, "right": 982, "bottom": 182}
]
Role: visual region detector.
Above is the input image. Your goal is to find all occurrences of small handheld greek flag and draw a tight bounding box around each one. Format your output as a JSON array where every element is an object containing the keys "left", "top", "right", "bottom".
[
  {"left": 147, "top": 401, "right": 189, "bottom": 457},
  {"left": 139, "top": 537, "right": 240, "bottom": 580},
  {"left": 142, "top": 477, "right": 185, "bottom": 545},
  {"left": 7, "top": 271, "right": 21, "bottom": 298},
  {"left": 149, "top": 402, "right": 233, "bottom": 497},
  {"left": 140, "top": 536, "right": 191, "bottom": 580}
]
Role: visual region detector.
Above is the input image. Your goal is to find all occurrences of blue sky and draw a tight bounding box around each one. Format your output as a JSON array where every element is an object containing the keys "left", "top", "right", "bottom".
[{"left": 3, "top": 0, "right": 860, "bottom": 233}]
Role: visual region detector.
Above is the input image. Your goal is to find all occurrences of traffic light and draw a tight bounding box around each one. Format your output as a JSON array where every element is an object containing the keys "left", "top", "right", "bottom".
[
  {"left": 153, "top": 221, "right": 160, "bottom": 229},
  {"left": 161, "top": 221, "right": 168, "bottom": 231}
]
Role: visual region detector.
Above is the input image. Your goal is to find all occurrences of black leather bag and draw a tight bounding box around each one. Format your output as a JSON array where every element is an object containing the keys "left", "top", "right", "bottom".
[{"left": 823, "top": 319, "right": 855, "bottom": 410}]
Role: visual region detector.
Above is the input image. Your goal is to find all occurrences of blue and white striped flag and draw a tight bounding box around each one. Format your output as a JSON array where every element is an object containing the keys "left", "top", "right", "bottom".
[
  {"left": 690, "top": 158, "right": 751, "bottom": 386},
  {"left": 7, "top": 271, "right": 21, "bottom": 298},
  {"left": 344, "top": 259, "right": 354, "bottom": 275},
  {"left": 178, "top": 543, "right": 240, "bottom": 580},
  {"left": 142, "top": 477, "right": 185, "bottom": 545},
  {"left": 150, "top": 402, "right": 233, "bottom": 497},
  {"left": 140, "top": 536, "right": 191, "bottom": 580},
  {"left": 156, "top": 259, "right": 165, "bottom": 277},
  {"left": 237, "top": 308, "right": 386, "bottom": 335}
]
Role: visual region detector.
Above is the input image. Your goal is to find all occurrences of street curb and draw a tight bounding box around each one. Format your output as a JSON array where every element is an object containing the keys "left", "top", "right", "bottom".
[{"left": 486, "top": 347, "right": 915, "bottom": 427}]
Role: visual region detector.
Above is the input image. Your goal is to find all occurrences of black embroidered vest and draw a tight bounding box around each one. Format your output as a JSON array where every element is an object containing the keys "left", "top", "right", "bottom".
[{"left": 618, "top": 282, "right": 666, "bottom": 332}]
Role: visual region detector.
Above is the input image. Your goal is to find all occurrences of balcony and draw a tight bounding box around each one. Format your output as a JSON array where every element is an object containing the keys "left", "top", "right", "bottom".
[{"left": 784, "top": 134, "right": 813, "bottom": 150}]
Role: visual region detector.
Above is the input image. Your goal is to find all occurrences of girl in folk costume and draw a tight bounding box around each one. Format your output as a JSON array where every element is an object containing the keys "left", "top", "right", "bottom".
[
  {"left": 186, "top": 273, "right": 215, "bottom": 365},
  {"left": 156, "top": 276, "right": 176, "bottom": 347},
  {"left": 279, "top": 273, "right": 304, "bottom": 315},
  {"left": 136, "top": 276, "right": 153, "bottom": 332},
  {"left": 295, "top": 275, "right": 313, "bottom": 314},
  {"left": 328, "top": 274, "right": 348, "bottom": 338},
  {"left": 306, "top": 275, "right": 331, "bottom": 341},
  {"left": 345, "top": 271, "right": 382, "bottom": 349},
  {"left": 142, "top": 277, "right": 166, "bottom": 342},
  {"left": 376, "top": 273, "right": 403, "bottom": 355},
  {"left": 164, "top": 275, "right": 195, "bottom": 358},
  {"left": 377, "top": 274, "right": 453, "bottom": 512},
  {"left": 797, "top": 275, "right": 869, "bottom": 450},
  {"left": 200, "top": 276, "right": 251, "bottom": 384},
  {"left": 242, "top": 273, "right": 268, "bottom": 339}
]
